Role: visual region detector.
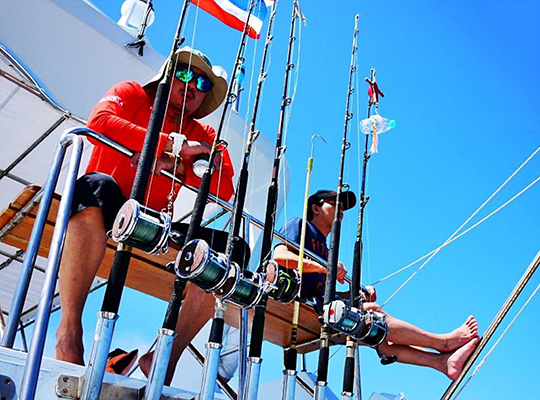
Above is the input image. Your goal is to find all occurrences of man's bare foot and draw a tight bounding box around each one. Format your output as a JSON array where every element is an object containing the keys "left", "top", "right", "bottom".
[
  {"left": 440, "top": 315, "right": 479, "bottom": 352},
  {"left": 54, "top": 334, "right": 84, "bottom": 365},
  {"left": 445, "top": 337, "right": 479, "bottom": 380},
  {"left": 139, "top": 351, "right": 153, "bottom": 378}
]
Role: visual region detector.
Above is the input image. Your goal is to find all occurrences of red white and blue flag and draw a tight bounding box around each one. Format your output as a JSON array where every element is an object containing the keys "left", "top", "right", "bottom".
[{"left": 193, "top": 0, "right": 275, "bottom": 39}]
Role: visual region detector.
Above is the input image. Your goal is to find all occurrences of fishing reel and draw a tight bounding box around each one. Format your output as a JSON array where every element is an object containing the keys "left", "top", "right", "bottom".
[
  {"left": 175, "top": 239, "right": 265, "bottom": 308},
  {"left": 260, "top": 260, "right": 301, "bottom": 303},
  {"left": 174, "top": 239, "right": 231, "bottom": 292},
  {"left": 192, "top": 154, "right": 215, "bottom": 178},
  {"left": 214, "top": 263, "right": 265, "bottom": 309},
  {"left": 323, "top": 299, "right": 389, "bottom": 347},
  {"left": 112, "top": 199, "right": 174, "bottom": 255}
]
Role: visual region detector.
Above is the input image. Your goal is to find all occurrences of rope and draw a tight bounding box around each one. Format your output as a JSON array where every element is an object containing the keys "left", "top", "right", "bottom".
[
  {"left": 451, "top": 277, "right": 540, "bottom": 399},
  {"left": 373, "top": 172, "right": 540, "bottom": 287},
  {"left": 377, "top": 142, "right": 540, "bottom": 306}
]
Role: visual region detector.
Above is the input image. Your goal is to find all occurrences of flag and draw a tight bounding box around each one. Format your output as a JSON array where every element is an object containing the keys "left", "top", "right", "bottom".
[{"left": 193, "top": 0, "right": 274, "bottom": 39}]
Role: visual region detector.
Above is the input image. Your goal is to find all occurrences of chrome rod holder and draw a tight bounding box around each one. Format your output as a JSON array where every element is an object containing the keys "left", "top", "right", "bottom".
[
  {"left": 281, "top": 369, "right": 297, "bottom": 400},
  {"left": 199, "top": 342, "right": 223, "bottom": 400},
  {"left": 80, "top": 311, "right": 119, "bottom": 400},
  {"left": 143, "top": 328, "right": 177, "bottom": 400},
  {"left": 245, "top": 357, "right": 262, "bottom": 400}
]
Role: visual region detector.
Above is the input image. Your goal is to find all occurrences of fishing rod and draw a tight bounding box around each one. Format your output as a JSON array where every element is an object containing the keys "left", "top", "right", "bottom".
[
  {"left": 281, "top": 134, "right": 325, "bottom": 400},
  {"left": 245, "top": 2, "right": 305, "bottom": 400},
  {"left": 313, "top": 15, "right": 359, "bottom": 400},
  {"left": 324, "top": 69, "right": 398, "bottom": 400},
  {"left": 134, "top": 3, "right": 259, "bottom": 400},
  {"left": 79, "top": 2, "right": 192, "bottom": 400},
  {"left": 173, "top": 2, "right": 279, "bottom": 399}
]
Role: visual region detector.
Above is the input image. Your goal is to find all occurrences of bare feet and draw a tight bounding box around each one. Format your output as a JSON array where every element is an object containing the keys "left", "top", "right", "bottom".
[
  {"left": 139, "top": 351, "right": 153, "bottom": 378},
  {"left": 440, "top": 315, "right": 479, "bottom": 352},
  {"left": 444, "top": 337, "right": 479, "bottom": 380},
  {"left": 54, "top": 333, "right": 84, "bottom": 365}
]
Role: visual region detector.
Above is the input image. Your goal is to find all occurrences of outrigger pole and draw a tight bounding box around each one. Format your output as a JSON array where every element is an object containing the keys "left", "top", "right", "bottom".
[
  {"left": 245, "top": 2, "right": 303, "bottom": 400},
  {"left": 281, "top": 134, "right": 326, "bottom": 400},
  {"left": 79, "top": 1, "right": 192, "bottom": 400},
  {"left": 148, "top": 3, "right": 258, "bottom": 400},
  {"left": 314, "top": 15, "right": 359, "bottom": 400},
  {"left": 440, "top": 249, "right": 540, "bottom": 400}
]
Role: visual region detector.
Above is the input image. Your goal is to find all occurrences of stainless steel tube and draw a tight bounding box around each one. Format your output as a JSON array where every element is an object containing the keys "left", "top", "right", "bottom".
[
  {"left": 199, "top": 342, "right": 223, "bottom": 400},
  {"left": 1, "top": 132, "right": 76, "bottom": 348},
  {"left": 80, "top": 311, "right": 119, "bottom": 400},
  {"left": 18, "top": 132, "right": 83, "bottom": 400},
  {"left": 314, "top": 382, "right": 327, "bottom": 400},
  {"left": 281, "top": 369, "right": 297, "bottom": 400},
  {"left": 245, "top": 357, "right": 262, "bottom": 400},
  {"left": 143, "top": 328, "right": 177, "bottom": 400}
]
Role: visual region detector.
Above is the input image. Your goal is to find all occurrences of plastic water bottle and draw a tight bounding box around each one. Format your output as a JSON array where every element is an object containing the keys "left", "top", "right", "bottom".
[{"left": 359, "top": 115, "right": 396, "bottom": 135}]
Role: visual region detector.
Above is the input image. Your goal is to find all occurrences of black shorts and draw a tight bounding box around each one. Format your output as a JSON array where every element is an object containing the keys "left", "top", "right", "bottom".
[{"left": 70, "top": 172, "right": 250, "bottom": 268}]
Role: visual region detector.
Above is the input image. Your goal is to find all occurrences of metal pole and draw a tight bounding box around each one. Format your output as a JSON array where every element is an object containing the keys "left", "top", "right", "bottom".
[
  {"left": 142, "top": 328, "right": 177, "bottom": 400},
  {"left": 18, "top": 132, "right": 83, "bottom": 400},
  {"left": 440, "top": 249, "right": 540, "bottom": 400}
]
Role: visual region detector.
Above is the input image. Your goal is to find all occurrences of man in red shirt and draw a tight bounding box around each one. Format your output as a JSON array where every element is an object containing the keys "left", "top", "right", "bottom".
[{"left": 54, "top": 47, "right": 236, "bottom": 383}]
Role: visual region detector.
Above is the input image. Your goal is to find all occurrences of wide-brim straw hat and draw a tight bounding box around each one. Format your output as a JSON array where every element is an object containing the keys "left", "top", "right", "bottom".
[{"left": 143, "top": 46, "right": 228, "bottom": 119}]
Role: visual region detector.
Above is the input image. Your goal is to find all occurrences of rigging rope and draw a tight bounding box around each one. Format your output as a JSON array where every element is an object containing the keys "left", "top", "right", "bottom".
[
  {"left": 373, "top": 172, "right": 540, "bottom": 288},
  {"left": 375, "top": 142, "right": 540, "bottom": 306},
  {"left": 451, "top": 277, "right": 540, "bottom": 400}
]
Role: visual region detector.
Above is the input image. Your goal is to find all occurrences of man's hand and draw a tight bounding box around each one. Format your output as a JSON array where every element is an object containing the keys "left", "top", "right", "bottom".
[
  {"left": 362, "top": 285, "right": 377, "bottom": 302},
  {"left": 180, "top": 140, "right": 222, "bottom": 172},
  {"left": 130, "top": 152, "right": 177, "bottom": 175},
  {"left": 337, "top": 261, "right": 347, "bottom": 284}
]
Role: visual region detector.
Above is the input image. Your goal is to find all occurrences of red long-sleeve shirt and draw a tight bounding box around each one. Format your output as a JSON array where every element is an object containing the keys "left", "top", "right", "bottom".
[{"left": 86, "top": 81, "right": 235, "bottom": 211}]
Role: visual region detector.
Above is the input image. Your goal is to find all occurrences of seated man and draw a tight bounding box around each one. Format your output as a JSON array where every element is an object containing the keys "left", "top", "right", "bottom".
[
  {"left": 54, "top": 47, "right": 239, "bottom": 385},
  {"left": 274, "top": 189, "right": 479, "bottom": 380}
]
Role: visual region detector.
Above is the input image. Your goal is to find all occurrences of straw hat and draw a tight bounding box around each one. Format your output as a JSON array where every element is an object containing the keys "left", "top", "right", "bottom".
[{"left": 144, "top": 46, "right": 228, "bottom": 119}]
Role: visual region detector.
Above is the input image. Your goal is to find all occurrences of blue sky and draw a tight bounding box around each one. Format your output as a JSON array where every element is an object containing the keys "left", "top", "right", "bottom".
[{"left": 38, "top": 1, "right": 540, "bottom": 399}]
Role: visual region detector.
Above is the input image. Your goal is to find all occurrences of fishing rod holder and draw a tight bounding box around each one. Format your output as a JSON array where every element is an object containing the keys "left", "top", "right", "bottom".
[
  {"left": 112, "top": 199, "right": 172, "bottom": 255},
  {"left": 323, "top": 299, "right": 388, "bottom": 348},
  {"left": 260, "top": 260, "right": 300, "bottom": 303}
]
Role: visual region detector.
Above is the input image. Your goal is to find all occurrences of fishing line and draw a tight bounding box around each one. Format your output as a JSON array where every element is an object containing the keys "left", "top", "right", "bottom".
[
  {"left": 154, "top": 2, "right": 201, "bottom": 213},
  {"left": 451, "top": 277, "right": 540, "bottom": 400},
  {"left": 377, "top": 142, "right": 540, "bottom": 305}
]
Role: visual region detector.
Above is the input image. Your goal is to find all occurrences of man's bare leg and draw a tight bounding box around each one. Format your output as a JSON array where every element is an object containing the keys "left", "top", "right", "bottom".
[
  {"left": 54, "top": 207, "right": 107, "bottom": 365},
  {"left": 379, "top": 337, "right": 480, "bottom": 380},
  {"left": 363, "top": 303, "right": 478, "bottom": 352},
  {"left": 139, "top": 283, "right": 215, "bottom": 385}
]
